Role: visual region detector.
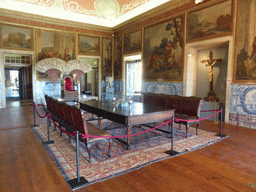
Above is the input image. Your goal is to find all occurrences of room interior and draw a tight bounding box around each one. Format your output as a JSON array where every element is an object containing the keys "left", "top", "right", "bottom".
[{"left": 0, "top": 0, "right": 256, "bottom": 191}]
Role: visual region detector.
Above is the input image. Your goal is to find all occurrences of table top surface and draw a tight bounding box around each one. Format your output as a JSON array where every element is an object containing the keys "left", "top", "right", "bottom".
[{"left": 80, "top": 100, "right": 174, "bottom": 117}]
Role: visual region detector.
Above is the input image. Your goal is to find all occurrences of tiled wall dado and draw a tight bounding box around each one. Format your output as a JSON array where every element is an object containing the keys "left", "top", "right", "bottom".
[
  {"left": 229, "top": 84, "right": 256, "bottom": 129},
  {"left": 142, "top": 82, "right": 183, "bottom": 95}
]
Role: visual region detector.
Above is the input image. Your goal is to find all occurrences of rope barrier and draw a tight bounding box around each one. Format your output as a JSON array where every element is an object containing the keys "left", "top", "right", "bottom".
[
  {"left": 47, "top": 114, "right": 76, "bottom": 137},
  {"left": 33, "top": 102, "right": 222, "bottom": 140},
  {"left": 174, "top": 109, "right": 221, "bottom": 123},
  {"left": 81, "top": 119, "right": 172, "bottom": 139},
  {"left": 33, "top": 104, "right": 48, "bottom": 118}
]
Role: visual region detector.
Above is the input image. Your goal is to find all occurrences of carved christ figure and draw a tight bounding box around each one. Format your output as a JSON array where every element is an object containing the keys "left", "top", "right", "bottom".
[{"left": 201, "top": 51, "right": 222, "bottom": 102}]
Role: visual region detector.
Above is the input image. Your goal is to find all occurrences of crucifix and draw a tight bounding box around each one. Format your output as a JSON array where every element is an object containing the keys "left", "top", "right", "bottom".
[{"left": 201, "top": 50, "right": 222, "bottom": 102}]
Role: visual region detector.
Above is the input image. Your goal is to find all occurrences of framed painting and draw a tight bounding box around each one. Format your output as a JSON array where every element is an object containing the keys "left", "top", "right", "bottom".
[
  {"left": 35, "top": 29, "right": 76, "bottom": 62},
  {"left": 187, "top": 0, "right": 232, "bottom": 42},
  {"left": 233, "top": 0, "right": 256, "bottom": 83},
  {"left": 124, "top": 30, "right": 141, "bottom": 54},
  {"left": 102, "top": 37, "right": 112, "bottom": 81},
  {"left": 78, "top": 34, "right": 100, "bottom": 56},
  {"left": 0, "top": 24, "right": 33, "bottom": 50},
  {"left": 143, "top": 15, "right": 184, "bottom": 82},
  {"left": 114, "top": 37, "right": 122, "bottom": 80}
]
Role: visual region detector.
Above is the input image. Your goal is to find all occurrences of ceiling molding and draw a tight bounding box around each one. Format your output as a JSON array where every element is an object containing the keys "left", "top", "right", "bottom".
[{"left": 0, "top": 8, "right": 114, "bottom": 34}]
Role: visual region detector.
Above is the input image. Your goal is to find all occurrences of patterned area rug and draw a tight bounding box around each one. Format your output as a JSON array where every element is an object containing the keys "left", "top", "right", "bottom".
[{"left": 32, "top": 115, "right": 226, "bottom": 188}]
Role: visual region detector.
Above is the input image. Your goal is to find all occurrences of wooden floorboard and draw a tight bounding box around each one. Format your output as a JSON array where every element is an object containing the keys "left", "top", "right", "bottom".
[{"left": 0, "top": 101, "right": 256, "bottom": 191}]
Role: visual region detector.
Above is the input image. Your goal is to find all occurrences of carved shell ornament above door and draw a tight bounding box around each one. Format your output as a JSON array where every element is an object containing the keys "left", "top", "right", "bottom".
[{"left": 35, "top": 57, "right": 92, "bottom": 84}]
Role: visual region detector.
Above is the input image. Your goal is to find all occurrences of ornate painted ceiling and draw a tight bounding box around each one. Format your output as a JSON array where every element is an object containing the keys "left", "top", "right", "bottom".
[{"left": 0, "top": 0, "right": 172, "bottom": 27}]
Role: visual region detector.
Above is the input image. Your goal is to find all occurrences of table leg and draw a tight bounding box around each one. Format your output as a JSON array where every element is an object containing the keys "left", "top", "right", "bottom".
[{"left": 126, "top": 126, "right": 131, "bottom": 149}]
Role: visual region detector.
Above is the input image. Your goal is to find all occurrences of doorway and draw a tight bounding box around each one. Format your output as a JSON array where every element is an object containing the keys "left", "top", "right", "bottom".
[
  {"left": 5, "top": 68, "right": 20, "bottom": 100},
  {"left": 79, "top": 57, "right": 99, "bottom": 96},
  {"left": 126, "top": 60, "right": 142, "bottom": 95}
]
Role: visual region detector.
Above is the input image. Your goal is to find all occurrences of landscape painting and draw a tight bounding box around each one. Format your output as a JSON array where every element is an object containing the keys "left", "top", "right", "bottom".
[
  {"left": 187, "top": 0, "right": 232, "bottom": 42},
  {"left": 144, "top": 15, "right": 184, "bottom": 82},
  {"left": 114, "top": 37, "right": 122, "bottom": 80},
  {"left": 78, "top": 35, "right": 100, "bottom": 56},
  {"left": 102, "top": 37, "right": 112, "bottom": 81},
  {"left": 35, "top": 29, "right": 76, "bottom": 62},
  {"left": 0, "top": 24, "right": 33, "bottom": 50},
  {"left": 124, "top": 30, "right": 141, "bottom": 54},
  {"left": 233, "top": 0, "right": 256, "bottom": 83}
]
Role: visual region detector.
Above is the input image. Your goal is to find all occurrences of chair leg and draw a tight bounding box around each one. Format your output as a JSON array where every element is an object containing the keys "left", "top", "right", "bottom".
[
  {"left": 85, "top": 142, "right": 92, "bottom": 163},
  {"left": 108, "top": 140, "right": 112, "bottom": 158},
  {"left": 68, "top": 135, "right": 71, "bottom": 143},
  {"left": 179, "top": 124, "right": 181, "bottom": 130},
  {"left": 196, "top": 123, "right": 200, "bottom": 135},
  {"left": 186, "top": 125, "right": 188, "bottom": 138}
]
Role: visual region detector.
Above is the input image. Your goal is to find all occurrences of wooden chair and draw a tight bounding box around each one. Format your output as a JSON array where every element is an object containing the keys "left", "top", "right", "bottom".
[
  {"left": 69, "top": 105, "right": 112, "bottom": 163},
  {"left": 175, "top": 97, "right": 203, "bottom": 138}
]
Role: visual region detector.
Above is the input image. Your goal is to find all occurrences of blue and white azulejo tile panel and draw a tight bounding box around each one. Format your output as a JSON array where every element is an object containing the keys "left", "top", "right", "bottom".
[
  {"left": 230, "top": 84, "right": 256, "bottom": 115},
  {"left": 35, "top": 81, "right": 61, "bottom": 104},
  {"left": 142, "top": 82, "right": 183, "bottom": 95}
]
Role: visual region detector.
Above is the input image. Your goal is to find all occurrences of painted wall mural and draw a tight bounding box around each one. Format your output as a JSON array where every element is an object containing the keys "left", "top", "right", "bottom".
[
  {"left": 0, "top": 24, "right": 33, "bottom": 50},
  {"left": 233, "top": 0, "right": 256, "bottom": 83},
  {"left": 124, "top": 30, "right": 141, "bottom": 54},
  {"left": 143, "top": 15, "right": 184, "bottom": 82},
  {"left": 78, "top": 35, "right": 100, "bottom": 56},
  {"left": 102, "top": 37, "right": 112, "bottom": 81},
  {"left": 114, "top": 37, "right": 122, "bottom": 80},
  {"left": 35, "top": 29, "right": 76, "bottom": 62},
  {"left": 187, "top": 0, "right": 232, "bottom": 42}
]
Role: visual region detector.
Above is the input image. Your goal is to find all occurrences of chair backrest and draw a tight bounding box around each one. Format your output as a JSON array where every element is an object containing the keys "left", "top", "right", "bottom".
[
  {"left": 166, "top": 95, "right": 183, "bottom": 113},
  {"left": 69, "top": 106, "right": 87, "bottom": 135},
  {"left": 181, "top": 96, "right": 203, "bottom": 117},
  {"left": 44, "top": 95, "right": 51, "bottom": 112},
  {"left": 61, "top": 103, "right": 75, "bottom": 127},
  {"left": 65, "top": 77, "right": 73, "bottom": 90},
  {"left": 55, "top": 101, "right": 65, "bottom": 121},
  {"left": 49, "top": 98, "right": 58, "bottom": 116}
]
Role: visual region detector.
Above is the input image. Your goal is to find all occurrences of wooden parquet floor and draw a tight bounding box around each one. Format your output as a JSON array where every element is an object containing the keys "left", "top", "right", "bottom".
[{"left": 0, "top": 101, "right": 255, "bottom": 192}]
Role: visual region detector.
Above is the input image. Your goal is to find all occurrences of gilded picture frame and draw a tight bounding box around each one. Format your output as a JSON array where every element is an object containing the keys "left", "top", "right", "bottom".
[
  {"left": 187, "top": 0, "right": 232, "bottom": 42},
  {"left": 35, "top": 29, "right": 76, "bottom": 62},
  {"left": 233, "top": 0, "right": 256, "bottom": 83},
  {"left": 124, "top": 30, "right": 142, "bottom": 54},
  {"left": 143, "top": 15, "right": 184, "bottom": 82},
  {"left": 78, "top": 34, "right": 100, "bottom": 56},
  {"left": 0, "top": 24, "right": 33, "bottom": 51},
  {"left": 114, "top": 37, "right": 122, "bottom": 80}
]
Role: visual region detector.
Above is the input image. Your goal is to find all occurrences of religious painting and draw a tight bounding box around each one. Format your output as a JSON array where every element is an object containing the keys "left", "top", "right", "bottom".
[
  {"left": 144, "top": 15, "right": 184, "bottom": 82},
  {"left": 102, "top": 37, "right": 112, "bottom": 81},
  {"left": 114, "top": 37, "right": 122, "bottom": 80},
  {"left": 0, "top": 24, "right": 33, "bottom": 50},
  {"left": 187, "top": 0, "right": 232, "bottom": 42},
  {"left": 233, "top": 0, "right": 256, "bottom": 83},
  {"left": 35, "top": 29, "right": 76, "bottom": 62},
  {"left": 78, "top": 34, "right": 100, "bottom": 56},
  {"left": 124, "top": 30, "right": 141, "bottom": 54}
]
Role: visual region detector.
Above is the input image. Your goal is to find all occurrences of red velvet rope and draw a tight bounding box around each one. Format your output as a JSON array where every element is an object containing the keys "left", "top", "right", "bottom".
[
  {"left": 47, "top": 113, "right": 76, "bottom": 137},
  {"left": 33, "top": 104, "right": 48, "bottom": 118},
  {"left": 174, "top": 109, "right": 221, "bottom": 123},
  {"left": 33, "top": 103, "right": 222, "bottom": 139},
  {"left": 80, "top": 119, "right": 173, "bottom": 139}
]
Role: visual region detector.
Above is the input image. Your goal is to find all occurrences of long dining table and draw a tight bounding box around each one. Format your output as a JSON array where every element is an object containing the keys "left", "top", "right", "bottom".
[{"left": 79, "top": 100, "right": 175, "bottom": 150}]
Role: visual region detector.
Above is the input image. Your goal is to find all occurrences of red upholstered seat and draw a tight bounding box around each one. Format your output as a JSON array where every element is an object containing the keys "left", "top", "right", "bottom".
[{"left": 65, "top": 77, "right": 73, "bottom": 90}]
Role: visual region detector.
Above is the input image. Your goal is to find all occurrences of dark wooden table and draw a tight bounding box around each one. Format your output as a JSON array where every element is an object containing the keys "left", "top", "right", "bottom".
[{"left": 80, "top": 100, "right": 175, "bottom": 150}]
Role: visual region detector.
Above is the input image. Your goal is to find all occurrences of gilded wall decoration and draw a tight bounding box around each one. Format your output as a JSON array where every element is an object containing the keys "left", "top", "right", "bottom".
[
  {"left": 233, "top": 0, "right": 256, "bottom": 83},
  {"left": 102, "top": 37, "right": 112, "bottom": 81},
  {"left": 143, "top": 15, "right": 184, "bottom": 82},
  {"left": 0, "top": 24, "right": 33, "bottom": 50},
  {"left": 114, "top": 37, "right": 122, "bottom": 80},
  {"left": 187, "top": 0, "right": 232, "bottom": 42}
]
